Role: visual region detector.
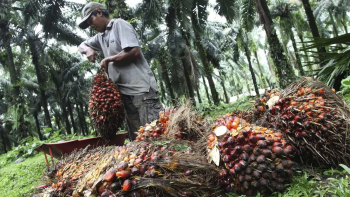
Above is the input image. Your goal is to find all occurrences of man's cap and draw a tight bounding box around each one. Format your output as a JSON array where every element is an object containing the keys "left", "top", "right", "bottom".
[{"left": 78, "top": 2, "right": 105, "bottom": 29}]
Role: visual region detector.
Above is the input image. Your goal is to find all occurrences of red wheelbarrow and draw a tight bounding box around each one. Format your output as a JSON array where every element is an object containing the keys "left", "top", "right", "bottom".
[{"left": 34, "top": 133, "right": 126, "bottom": 168}]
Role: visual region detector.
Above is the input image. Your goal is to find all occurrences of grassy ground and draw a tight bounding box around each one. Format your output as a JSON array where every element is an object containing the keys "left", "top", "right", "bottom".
[{"left": 0, "top": 154, "right": 46, "bottom": 197}]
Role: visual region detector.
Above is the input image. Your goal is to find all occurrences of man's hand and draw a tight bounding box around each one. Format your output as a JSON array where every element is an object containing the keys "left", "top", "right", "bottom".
[
  {"left": 100, "top": 57, "right": 110, "bottom": 71},
  {"left": 86, "top": 49, "right": 98, "bottom": 63},
  {"left": 78, "top": 42, "right": 98, "bottom": 63}
]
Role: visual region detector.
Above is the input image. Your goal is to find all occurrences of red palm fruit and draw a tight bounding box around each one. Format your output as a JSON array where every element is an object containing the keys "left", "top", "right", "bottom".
[
  {"left": 104, "top": 171, "right": 116, "bottom": 182},
  {"left": 275, "top": 164, "right": 284, "bottom": 172},
  {"left": 245, "top": 167, "right": 253, "bottom": 174},
  {"left": 318, "top": 89, "right": 325, "bottom": 95},
  {"left": 223, "top": 155, "right": 231, "bottom": 163},
  {"left": 256, "top": 155, "right": 265, "bottom": 163},
  {"left": 273, "top": 146, "right": 283, "bottom": 156},
  {"left": 116, "top": 170, "right": 131, "bottom": 179},
  {"left": 229, "top": 168, "right": 236, "bottom": 176},
  {"left": 122, "top": 179, "right": 132, "bottom": 191},
  {"left": 231, "top": 121, "right": 238, "bottom": 129},
  {"left": 257, "top": 140, "right": 267, "bottom": 148},
  {"left": 234, "top": 146, "right": 243, "bottom": 154},
  {"left": 243, "top": 144, "right": 253, "bottom": 153},
  {"left": 208, "top": 134, "right": 216, "bottom": 142},
  {"left": 118, "top": 162, "right": 128, "bottom": 171},
  {"left": 240, "top": 153, "right": 249, "bottom": 161},
  {"left": 184, "top": 170, "right": 193, "bottom": 176}
]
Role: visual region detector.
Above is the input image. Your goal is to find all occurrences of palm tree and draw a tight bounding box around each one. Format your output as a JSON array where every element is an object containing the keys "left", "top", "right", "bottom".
[
  {"left": 271, "top": 2, "right": 305, "bottom": 76},
  {"left": 255, "top": 0, "right": 295, "bottom": 88},
  {"left": 300, "top": 0, "right": 327, "bottom": 63}
]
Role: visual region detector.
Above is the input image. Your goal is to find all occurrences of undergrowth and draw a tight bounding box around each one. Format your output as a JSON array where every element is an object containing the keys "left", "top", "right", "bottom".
[
  {"left": 0, "top": 154, "right": 46, "bottom": 197},
  {"left": 198, "top": 96, "right": 255, "bottom": 120}
]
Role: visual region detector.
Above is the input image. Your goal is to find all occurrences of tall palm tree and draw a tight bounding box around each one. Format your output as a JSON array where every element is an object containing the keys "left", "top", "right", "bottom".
[
  {"left": 255, "top": 0, "right": 295, "bottom": 88},
  {"left": 301, "top": 0, "right": 327, "bottom": 63},
  {"left": 271, "top": 2, "right": 305, "bottom": 76}
]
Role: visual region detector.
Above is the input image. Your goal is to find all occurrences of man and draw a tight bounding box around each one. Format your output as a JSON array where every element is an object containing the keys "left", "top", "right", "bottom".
[{"left": 78, "top": 2, "right": 163, "bottom": 141}]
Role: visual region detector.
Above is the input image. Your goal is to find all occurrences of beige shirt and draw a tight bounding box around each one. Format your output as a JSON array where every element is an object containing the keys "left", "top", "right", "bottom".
[{"left": 85, "top": 19, "right": 158, "bottom": 95}]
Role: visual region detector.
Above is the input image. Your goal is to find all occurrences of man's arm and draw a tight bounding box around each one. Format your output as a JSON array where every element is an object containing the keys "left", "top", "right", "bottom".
[
  {"left": 100, "top": 47, "right": 141, "bottom": 70},
  {"left": 78, "top": 42, "right": 99, "bottom": 63}
]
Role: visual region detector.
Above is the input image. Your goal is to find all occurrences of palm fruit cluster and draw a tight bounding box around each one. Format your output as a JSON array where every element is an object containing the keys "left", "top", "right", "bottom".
[
  {"left": 229, "top": 110, "right": 254, "bottom": 124},
  {"left": 135, "top": 109, "right": 174, "bottom": 141},
  {"left": 262, "top": 83, "right": 350, "bottom": 166},
  {"left": 207, "top": 115, "right": 295, "bottom": 196},
  {"left": 253, "top": 90, "right": 280, "bottom": 119},
  {"left": 88, "top": 72, "right": 125, "bottom": 139},
  {"left": 44, "top": 141, "right": 222, "bottom": 197},
  {"left": 47, "top": 147, "right": 112, "bottom": 196},
  {"left": 136, "top": 108, "right": 207, "bottom": 142}
]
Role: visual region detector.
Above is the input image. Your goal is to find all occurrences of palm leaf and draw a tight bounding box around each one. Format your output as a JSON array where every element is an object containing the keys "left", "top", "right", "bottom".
[{"left": 214, "top": 0, "right": 238, "bottom": 23}]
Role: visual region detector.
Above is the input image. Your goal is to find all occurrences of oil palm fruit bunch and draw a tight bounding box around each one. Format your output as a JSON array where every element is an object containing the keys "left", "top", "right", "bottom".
[
  {"left": 72, "top": 141, "right": 221, "bottom": 197},
  {"left": 136, "top": 108, "right": 207, "bottom": 142},
  {"left": 253, "top": 90, "right": 280, "bottom": 119},
  {"left": 135, "top": 109, "right": 175, "bottom": 141},
  {"left": 230, "top": 110, "right": 254, "bottom": 124},
  {"left": 262, "top": 79, "right": 350, "bottom": 166},
  {"left": 89, "top": 72, "right": 125, "bottom": 139},
  {"left": 207, "top": 116, "right": 295, "bottom": 196}
]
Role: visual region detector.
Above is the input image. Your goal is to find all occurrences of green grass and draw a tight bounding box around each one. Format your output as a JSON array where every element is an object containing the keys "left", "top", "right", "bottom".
[{"left": 0, "top": 154, "right": 46, "bottom": 197}]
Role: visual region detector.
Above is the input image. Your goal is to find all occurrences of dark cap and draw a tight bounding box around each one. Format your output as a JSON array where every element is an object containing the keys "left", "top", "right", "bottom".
[{"left": 78, "top": 2, "right": 105, "bottom": 29}]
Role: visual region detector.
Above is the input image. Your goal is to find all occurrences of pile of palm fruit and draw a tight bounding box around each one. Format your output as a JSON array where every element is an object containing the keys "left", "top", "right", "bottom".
[
  {"left": 207, "top": 115, "right": 295, "bottom": 196},
  {"left": 256, "top": 78, "right": 350, "bottom": 166},
  {"left": 43, "top": 141, "right": 223, "bottom": 197},
  {"left": 88, "top": 72, "right": 125, "bottom": 139}
]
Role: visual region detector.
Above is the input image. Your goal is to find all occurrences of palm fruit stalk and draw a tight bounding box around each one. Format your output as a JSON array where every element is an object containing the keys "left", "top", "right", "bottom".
[
  {"left": 207, "top": 115, "right": 295, "bottom": 196},
  {"left": 89, "top": 71, "right": 125, "bottom": 139},
  {"left": 261, "top": 78, "right": 350, "bottom": 166},
  {"left": 44, "top": 141, "right": 223, "bottom": 197}
]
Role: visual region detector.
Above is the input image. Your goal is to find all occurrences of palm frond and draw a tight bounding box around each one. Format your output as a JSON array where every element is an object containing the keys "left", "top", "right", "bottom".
[
  {"left": 241, "top": 0, "right": 256, "bottom": 31},
  {"left": 214, "top": 0, "right": 238, "bottom": 23},
  {"left": 49, "top": 22, "right": 84, "bottom": 46}
]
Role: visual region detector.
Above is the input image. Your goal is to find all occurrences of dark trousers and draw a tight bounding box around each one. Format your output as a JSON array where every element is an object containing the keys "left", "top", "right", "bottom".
[{"left": 122, "top": 89, "right": 163, "bottom": 141}]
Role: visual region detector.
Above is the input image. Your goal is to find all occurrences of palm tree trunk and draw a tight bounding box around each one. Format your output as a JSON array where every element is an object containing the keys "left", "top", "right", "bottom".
[
  {"left": 202, "top": 76, "right": 212, "bottom": 105},
  {"left": 328, "top": 9, "right": 339, "bottom": 37},
  {"left": 0, "top": 21, "right": 26, "bottom": 137},
  {"left": 340, "top": 18, "right": 348, "bottom": 34},
  {"left": 79, "top": 102, "right": 89, "bottom": 135},
  {"left": 181, "top": 52, "right": 196, "bottom": 106},
  {"left": 253, "top": 51, "right": 268, "bottom": 89},
  {"left": 55, "top": 115, "right": 61, "bottom": 130},
  {"left": 191, "top": 5, "right": 219, "bottom": 105},
  {"left": 196, "top": 86, "right": 202, "bottom": 104},
  {"left": 159, "top": 59, "right": 175, "bottom": 105},
  {"left": 53, "top": 77, "right": 72, "bottom": 134},
  {"left": 28, "top": 38, "right": 53, "bottom": 130},
  {"left": 0, "top": 123, "right": 7, "bottom": 153},
  {"left": 301, "top": 0, "right": 327, "bottom": 63},
  {"left": 75, "top": 103, "right": 86, "bottom": 136},
  {"left": 244, "top": 45, "right": 260, "bottom": 97},
  {"left": 33, "top": 111, "right": 43, "bottom": 140},
  {"left": 67, "top": 99, "right": 77, "bottom": 134},
  {"left": 290, "top": 33, "right": 305, "bottom": 76},
  {"left": 220, "top": 80, "right": 229, "bottom": 103},
  {"left": 256, "top": 0, "right": 295, "bottom": 88},
  {"left": 245, "top": 74, "right": 252, "bottom": 94}
]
